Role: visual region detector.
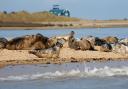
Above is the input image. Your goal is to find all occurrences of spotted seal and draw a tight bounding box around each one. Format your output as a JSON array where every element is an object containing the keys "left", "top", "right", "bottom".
[
  {"left": 29, "top": 42, "right": 63, "bottom": 58},
  {"left": 112, "top": 43, "right": 128, "bottom": 55},
  {"left": 119, "top": 38, "right": 128, "bottom": 46}
]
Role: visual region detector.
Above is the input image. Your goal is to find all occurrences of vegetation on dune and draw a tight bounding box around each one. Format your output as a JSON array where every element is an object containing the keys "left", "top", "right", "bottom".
[
  {"left": 0, "top": 11, "right": 80, "bottom": 22},
  {"left": 0, "top": 11, "right": 128, "bottom": 28}
]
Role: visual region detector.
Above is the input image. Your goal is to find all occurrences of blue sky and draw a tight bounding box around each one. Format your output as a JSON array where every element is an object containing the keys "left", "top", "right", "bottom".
[{"left": 0, "top": 0, "right": 128, "bottom": 19}]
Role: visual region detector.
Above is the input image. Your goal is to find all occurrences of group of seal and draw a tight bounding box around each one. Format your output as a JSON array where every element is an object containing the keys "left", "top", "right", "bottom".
[
  {"left": 0, "top": 31, "right": 128, "bottom": 59},
  {"left": 0, "top": 33, "right": 64, "bottom": 58},
  {"left": 67, "top": 31, "right": 128, "bottom": 54}
]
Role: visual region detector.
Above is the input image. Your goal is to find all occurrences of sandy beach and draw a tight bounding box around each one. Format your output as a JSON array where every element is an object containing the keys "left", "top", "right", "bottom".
[{"left": 0, "top": 48, "right": 128, "bottom": 67}]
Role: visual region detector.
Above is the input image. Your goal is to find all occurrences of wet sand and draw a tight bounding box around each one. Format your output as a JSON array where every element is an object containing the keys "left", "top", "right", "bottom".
[{"left": 0, "top": 48, "right": 128, "bottom": 67}]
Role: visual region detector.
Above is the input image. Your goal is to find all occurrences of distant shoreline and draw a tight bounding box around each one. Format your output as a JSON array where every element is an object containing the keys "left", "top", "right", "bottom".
[
  {"left": 1, "top": 11, "right": 128, "bottom": 29},
  {"left": 1, "top": 20, "right": 128, "bottom": 30}
]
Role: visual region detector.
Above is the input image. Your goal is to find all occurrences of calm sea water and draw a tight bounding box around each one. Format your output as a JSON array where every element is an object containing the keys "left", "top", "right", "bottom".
[
  {"left": 0, "top": 28, "right": 128, "bottom": 39},
  {"left": 0, "top": 28, "right": 128, "bottom": 89}
]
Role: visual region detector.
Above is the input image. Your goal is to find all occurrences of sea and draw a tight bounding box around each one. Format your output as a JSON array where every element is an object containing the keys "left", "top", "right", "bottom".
[{"left": 0, "top": 28, "right": 128, "bottom": 89}]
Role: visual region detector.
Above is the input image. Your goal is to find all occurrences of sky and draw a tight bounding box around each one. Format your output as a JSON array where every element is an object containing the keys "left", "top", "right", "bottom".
[{"left": 0, "top": 0, "right": 128, "bottom": 20}]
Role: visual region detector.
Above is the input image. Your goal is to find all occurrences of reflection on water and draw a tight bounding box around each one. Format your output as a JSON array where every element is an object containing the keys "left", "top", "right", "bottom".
[{"left": 0, "top": 28, "right": 128, "bottom": 39}]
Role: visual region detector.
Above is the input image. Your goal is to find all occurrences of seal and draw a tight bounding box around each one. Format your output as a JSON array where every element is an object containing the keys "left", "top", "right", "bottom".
[
  {"left": 102, "top": 36, "right": 118, "bottom": 44},
  {"left": 56, "top": 31, "right": 75, "bottom": 41},
  {"left": 0, "top": 37, "right": 8, "bottom": 49},
  {"left": 78, "top": 39, "right": 93, "bottom": 51},
  {"left": 68, "top": 31, "right": 79, "bottom": 50},
  {"left": 94, "top": 43, "right": 112, "bottom": 52},
  {"left": 81, "top": 36, "right": 105, "bottom": 47},
  {"left": 6, "top": 33, "right": 49, "bottom": 50},
  {"left": 119, "top": 38, "right": 128, "bottom": 46},
  {"left": 112, "top": 43, "right": 128, "bottom": 55},
  {"left": 68, "top": 31, "right": 93, "bottom": 50},
  {"left": 29, "top": 42, "right": 63, "bottom": 58}
]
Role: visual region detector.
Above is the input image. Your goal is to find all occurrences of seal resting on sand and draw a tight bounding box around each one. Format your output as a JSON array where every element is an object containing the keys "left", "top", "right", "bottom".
[
  {"left": 51, "top": 31, "right": 76, "bottom": 48},
  {"left": 81, "top": 36, "right": 105, "bottom": 47},
  {"left": 68, "top": 31, "right": 79, "bottom": 50},
  {"left": 55, "top": 31, "right": 75, "bottom": 41},
  {"left": 78, "top": 39, "right": 93, "bottom": 50},
  {"left": 0, "top": 37, "right": 8, "bottom": 49},
  {"left": 102, "top": 36, "right": 118, "bottom": 44},
  {"left": 6, "top": 33, "right": 49, "bottom": 50},
  {"left": 94, "top": 43, "right": 112, "bottom": 52},
  {"left": 112, "top": 43, "right": 128, "bottom": 55},
  {"left": 119, "top": 38, "right": 128, "bottom": 46},
  {"left": 68, "top": 31, "right": 93, "bottom": 50},
  {"left": 29, "top": 42, "right": 63, "bottom": 58}
]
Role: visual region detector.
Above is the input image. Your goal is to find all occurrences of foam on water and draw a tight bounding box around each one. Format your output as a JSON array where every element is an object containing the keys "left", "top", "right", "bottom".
[{"left": 1, "top": 66, "right": 128, "bottom": 81}]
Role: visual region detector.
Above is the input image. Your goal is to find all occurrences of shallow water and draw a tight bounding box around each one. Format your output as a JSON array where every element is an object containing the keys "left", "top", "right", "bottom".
[
  {"left": 0, "top": 61, "right": 128, "bottom": 89},
  {"left": 0, "top": 28, "right": 128, "bottom": 39}
]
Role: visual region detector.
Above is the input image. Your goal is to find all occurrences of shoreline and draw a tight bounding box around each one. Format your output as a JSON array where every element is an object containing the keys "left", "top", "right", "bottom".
[
  {"left": 1, "top": 20, "right": 128, "bottom": 30},
  {"left": 0, "top": 48, "right": 128, "bottom": 68},
  {"left": 1, "top": 58, "right": 128, "bottom": 69}
]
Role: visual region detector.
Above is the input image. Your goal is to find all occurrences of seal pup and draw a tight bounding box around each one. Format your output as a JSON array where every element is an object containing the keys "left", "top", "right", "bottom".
[{"left": 29, "top": 42, "right": 63, "bottom": 59}]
